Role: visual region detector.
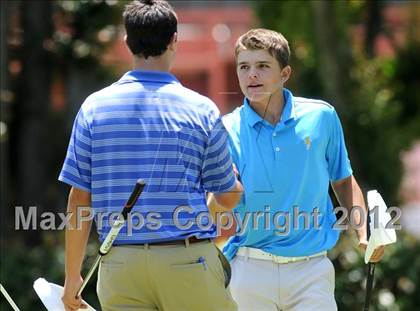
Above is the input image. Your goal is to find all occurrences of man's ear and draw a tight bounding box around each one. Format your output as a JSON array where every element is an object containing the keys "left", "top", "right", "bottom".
[
  {"left": 281, "top": 65, "right": 292, "bottom": 83},
  {"left": 123, "top": 34, "right": 134, "bottom": 55},
  {"left": 168, "top": 32, "right": 178, "bottom": 51}
]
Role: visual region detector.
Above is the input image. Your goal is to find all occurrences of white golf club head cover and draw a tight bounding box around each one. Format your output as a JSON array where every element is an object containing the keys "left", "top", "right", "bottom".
[{"left": 365, "top": 190, "right": 397, "bottom": 263}]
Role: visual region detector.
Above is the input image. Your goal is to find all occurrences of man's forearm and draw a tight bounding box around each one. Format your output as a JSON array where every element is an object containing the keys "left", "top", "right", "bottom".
[
  {"left": 332, "top": 175, "right": 368, "bottom": 242},
  {"left": 65, "top": 187, "right": 92, "bottom": 278}
]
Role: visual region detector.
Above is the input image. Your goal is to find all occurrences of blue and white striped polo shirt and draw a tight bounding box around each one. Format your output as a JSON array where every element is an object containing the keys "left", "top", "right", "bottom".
[{"left": 59, "top": 69, "right": 236, "bottom": 244}]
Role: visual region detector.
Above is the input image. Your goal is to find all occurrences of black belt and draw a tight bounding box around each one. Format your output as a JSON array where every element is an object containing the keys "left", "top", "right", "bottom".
[
  {"left": 148, "top": 236, "right": 211, "bottom": 246},
  {"left": 118, "top": 237, "right": 212, "bottom": 247}
]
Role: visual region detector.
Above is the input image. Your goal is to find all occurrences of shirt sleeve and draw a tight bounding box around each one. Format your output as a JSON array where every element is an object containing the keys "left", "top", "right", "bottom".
[
  {"left": 202, "top": 117, "right": 236, "bottom": 193},
  {"left": 58, "top": 108, "right": 92, "bottom": 192},
  {"left": 222, "top": 114, "right": 240, "bottom": 169},
  {"left": 326, "top": 109, "right": 353, "bottom": 181}
]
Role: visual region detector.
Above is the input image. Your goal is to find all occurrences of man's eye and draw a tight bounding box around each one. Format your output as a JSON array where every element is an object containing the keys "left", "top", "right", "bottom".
[
  {"left": 239, "top": 65, "right": 248, "bottom": 70},
  {"left": 260, "top": 64, "right": 269, "bottom": 68}
]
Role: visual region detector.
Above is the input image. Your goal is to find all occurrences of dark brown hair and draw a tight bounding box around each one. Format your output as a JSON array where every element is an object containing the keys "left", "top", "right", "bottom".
[
  {"left": 235, "top": 28, "right": 290, "bottom": 68},
  {"left": 123, "top": 0, "right": 177, "bottom": 58}
]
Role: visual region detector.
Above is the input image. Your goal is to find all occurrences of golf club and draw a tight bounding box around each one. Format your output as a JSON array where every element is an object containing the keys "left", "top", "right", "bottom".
[
  {"left": 0, "top": 283, "right": 20, "bottom": 311},
  {"left": 363, "top": 213, "right": 374, "bottom": 311},
  {"left": 33, "top": 179, "right": 146, "bottom": 310},
  {"left": 363, "top": 190, "right": 397, "bottom": 311},
  {"left": 77, "top": 178, "right": 146, "bottom": 297}
]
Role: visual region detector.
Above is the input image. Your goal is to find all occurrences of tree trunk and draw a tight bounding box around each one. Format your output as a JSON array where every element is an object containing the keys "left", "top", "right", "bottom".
[
  {"left": 310, "top": 1, "right": 347, "bottom": 115},
  {"left": 0, "top": 0, "right": 12, "bottom": 241},
  {"left": 17, "top": 1, "right": 53, "bottom": 244},
  {"left": 365, "top": 1, "right": 382, "bottom": 58}
]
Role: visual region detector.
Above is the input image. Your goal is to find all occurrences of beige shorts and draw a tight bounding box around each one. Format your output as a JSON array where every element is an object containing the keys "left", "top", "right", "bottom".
[
  {"left": 230, "top": 252, "right": 337, "bottom": 311},
  {"left": 97, "top": 240, "right": 237, "bottom": 311}
]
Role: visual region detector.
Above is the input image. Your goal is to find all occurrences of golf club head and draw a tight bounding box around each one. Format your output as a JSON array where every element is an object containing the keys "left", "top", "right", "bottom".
[{"left": 33, "top": 278, "right": 96, "bottom": 311}]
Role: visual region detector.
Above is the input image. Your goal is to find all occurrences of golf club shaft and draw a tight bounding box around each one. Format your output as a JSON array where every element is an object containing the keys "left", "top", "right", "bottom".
[
  {"left": 363, "top": 206, "right": 374, "bottom": 311},
  {"left": 76, "top": 179, "right": 146, "bottom": 298},
  {"left": 363, "top": 263, "right": 375, "bottom": 311},
  {"left": 76, "top": 255, "right": 101, "bottom": 298},
  {"left": 0, "top": 284, "right": 20, "bottom": 311}
]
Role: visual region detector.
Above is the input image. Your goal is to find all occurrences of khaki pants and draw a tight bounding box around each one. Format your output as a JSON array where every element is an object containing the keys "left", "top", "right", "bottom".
[
  {"left": 230, "top": 254, "right": 337, "bottom": 311},
  {"left": 97, "top": 240, "right": 237, "bottom": 311}
]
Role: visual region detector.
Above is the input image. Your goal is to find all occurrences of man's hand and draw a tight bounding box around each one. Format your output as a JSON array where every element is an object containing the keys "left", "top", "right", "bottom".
[
  {"left": 211, "top": 164, "right": 243, "bottom": 210},
  {"left": 332, "top": 176, "right": 385, "bottom": 263},
  {"left": 358, "top": 239, "right": 385, "bottom": 263},
  {"left": 62, "top": 275, "right": 88, "bottom": 311}
]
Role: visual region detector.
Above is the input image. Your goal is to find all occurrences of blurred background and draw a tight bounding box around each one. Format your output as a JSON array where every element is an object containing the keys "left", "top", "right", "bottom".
[{"left": 0, "top": 0, "right": 419, "bottom": 310}]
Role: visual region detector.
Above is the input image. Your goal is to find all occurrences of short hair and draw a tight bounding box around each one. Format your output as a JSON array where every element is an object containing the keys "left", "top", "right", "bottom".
[
  {"left": 123, "top": 0, "right": 177, "bottom": 58},
  {"left": 235, "top": 28, "right": 290, "bottom": 68}
]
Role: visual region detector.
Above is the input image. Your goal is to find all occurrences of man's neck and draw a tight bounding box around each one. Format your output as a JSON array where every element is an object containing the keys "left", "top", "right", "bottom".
[
  {"left": 249, "top": 88, "right": 285, "bottom": 126},
  {"left": 132, "top": 55, "right": 171, "bottom": 72}
]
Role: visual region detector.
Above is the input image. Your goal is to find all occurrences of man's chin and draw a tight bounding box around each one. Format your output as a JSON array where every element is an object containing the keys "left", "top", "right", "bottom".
[{"left": 247, "top": 92, "right": 271, "bottom": 103}]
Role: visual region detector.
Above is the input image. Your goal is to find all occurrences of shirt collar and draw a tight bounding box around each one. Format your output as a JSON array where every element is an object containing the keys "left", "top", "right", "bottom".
[
  {"left": 243, "top": 98, "right": 263, "bottom": 128},
  {"left": 118, "top": 69, "right": 180, "bottom": 85},
  {"left": 282, "top": 88, "right": 296, "bottom": 123},
  {"left": 244, "top": 88, "right": 296, "bottom": 128}
]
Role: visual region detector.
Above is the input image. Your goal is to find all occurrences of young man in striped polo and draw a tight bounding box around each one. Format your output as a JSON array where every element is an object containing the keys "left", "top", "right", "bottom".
[
  {"left": 59, "top": 1, "right": 242, "bottom": 310},
  {"left": 212, "top": 28, "right": 385, "bottom": 310}
]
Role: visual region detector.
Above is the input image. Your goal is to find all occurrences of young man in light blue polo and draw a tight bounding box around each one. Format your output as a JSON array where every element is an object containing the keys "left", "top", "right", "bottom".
[{"left": 215, "top": 28, "right": 386, "bottom": 310}]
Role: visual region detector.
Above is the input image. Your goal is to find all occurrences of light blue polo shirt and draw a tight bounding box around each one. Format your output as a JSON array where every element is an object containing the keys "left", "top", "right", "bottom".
[
  {"left": 222, "top": 88, "right": 352, "bottom": 260},
  {"left": 59, "top": 69, "right": 236, "bottom": 244}
]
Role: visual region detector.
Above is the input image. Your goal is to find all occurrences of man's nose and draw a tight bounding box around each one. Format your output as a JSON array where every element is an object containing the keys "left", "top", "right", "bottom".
[{"left": 248, "top": 68, "right": 258, "bottom": 79}]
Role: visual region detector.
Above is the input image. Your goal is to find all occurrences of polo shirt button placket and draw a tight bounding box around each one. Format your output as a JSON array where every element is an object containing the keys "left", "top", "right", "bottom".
[{"left": 274, "top": 146, "right": 281, "bottom": 160}]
